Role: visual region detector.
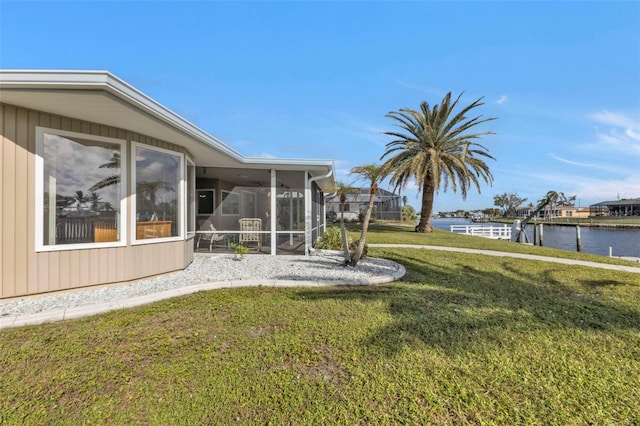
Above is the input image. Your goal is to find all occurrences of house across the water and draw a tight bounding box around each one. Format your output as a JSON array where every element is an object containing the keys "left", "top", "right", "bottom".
[
  {"left": 589, "top": 198, "right": 640, "bottom": 217},
  {"left": 514, "top": 205, "right": 590, "bottom": 220},
  {"left": 326, "top": 187, "right": 402, "bottom": 222},
  {"left": 0, "top": 70, "right": 336, "bottom": 299}
]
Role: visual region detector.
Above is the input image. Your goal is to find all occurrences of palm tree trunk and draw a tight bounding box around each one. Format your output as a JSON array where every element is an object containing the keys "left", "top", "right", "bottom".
[
  {"left": 417, "top": 180, "right": 436, "bottom": 232},
  {"left": 350, "top": 187, "right": 376, "bottom": 266},
  {"left": 339, "top": 202, "right": 350, "bottom": 264}
]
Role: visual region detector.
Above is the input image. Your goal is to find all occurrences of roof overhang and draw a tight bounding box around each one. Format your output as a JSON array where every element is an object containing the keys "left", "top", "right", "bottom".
[{"left": 0, "top": 70, "right": 335, "bottom": 190}]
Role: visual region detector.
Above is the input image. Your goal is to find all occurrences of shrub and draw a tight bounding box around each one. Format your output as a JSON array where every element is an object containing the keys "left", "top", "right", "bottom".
[{"left": 315, "top": 226, "right": 351, "bottom": 250}]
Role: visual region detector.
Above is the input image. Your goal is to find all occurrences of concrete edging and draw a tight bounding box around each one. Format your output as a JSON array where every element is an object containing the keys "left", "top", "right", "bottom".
[{"left": 0, "top": 260, "right": 406, "bottom": 330}]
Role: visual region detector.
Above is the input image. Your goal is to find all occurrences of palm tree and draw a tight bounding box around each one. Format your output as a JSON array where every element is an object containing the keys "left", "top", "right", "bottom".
[
  {"left": 349, "top": 164, "right": 386, "bottom": 266},
  {"left": 88, "top": 191, "right": 102, "bottom": 212},
  {"left": 136, "top": 181, "right": 174, "bottom": 219},
  {"left": 514, "top": 190, "right": 577, "bottom": 243},
  {"left": 89, "top": 152, "right": 121, "bottom": 192},
  {"left": 381, "top": 92, "right": 496, "bottom": 232},
  {"left": 402, "top": 195, "right": 408, "bottom": 207},
  {"left": 73, "top": 190, "right": 89, "bottom": 216},
  {"left": 537, "top": 190, "right": 573, "bottom": 220},
  {"left": 326, "top": 181, "right": 355, "bottom": 264}
]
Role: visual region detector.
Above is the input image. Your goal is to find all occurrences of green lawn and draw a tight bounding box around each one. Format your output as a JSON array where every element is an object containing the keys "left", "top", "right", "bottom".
[{"left": 1, "top": 228, "right": 639, "bottom": 424}]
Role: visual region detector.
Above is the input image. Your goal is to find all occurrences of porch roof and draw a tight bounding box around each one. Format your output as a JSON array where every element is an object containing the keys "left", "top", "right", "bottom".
[{"left": 0, "top": 69, "right": 335, "bottom": 190}]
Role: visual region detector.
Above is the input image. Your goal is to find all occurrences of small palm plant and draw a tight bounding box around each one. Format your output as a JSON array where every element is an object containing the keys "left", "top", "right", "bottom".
[
  {"left": 230, "top": 242, "right": 249, "bottom": 260},
  {"left": 348, "top": 163, "right": 386, "bottom": 266},
  {"left": 325, "top": 181, "right": 356, "bottom": 264}
]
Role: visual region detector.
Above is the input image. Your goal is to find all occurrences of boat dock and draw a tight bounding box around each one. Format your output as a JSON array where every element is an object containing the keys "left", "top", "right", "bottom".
[{"left": 450, "top": 224, "right": 512, "bottom": 240}]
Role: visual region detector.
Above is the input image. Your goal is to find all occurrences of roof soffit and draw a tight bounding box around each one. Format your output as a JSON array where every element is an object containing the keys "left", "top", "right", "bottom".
[{"left": 0, "top": 70, "right": 336, "bottom": 188}]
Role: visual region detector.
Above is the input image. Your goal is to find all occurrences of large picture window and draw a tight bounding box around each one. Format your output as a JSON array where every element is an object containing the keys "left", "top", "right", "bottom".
[
  {"left": 133, "top": 144, "right": 182, "bottom": 241},
  {"left": 36, "top": 128, "right": 126, "bottom": 250}
]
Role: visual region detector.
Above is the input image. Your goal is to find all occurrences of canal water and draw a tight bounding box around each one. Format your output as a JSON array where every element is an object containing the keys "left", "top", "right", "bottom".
[{"left": 432, "top": 218, "right": 640, "bottom": 259}]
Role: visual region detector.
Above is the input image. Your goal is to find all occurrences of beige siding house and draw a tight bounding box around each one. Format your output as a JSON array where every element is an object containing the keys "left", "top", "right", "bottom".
[{"left": 0, "top": 70, "right": 335, "bottom": 299}]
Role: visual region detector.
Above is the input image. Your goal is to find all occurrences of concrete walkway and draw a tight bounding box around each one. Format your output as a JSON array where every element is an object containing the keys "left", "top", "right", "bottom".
[
  {"left": 2, "top": 245, "right": 638, "bottom": 330},
  {"left": 369, "top": 244, "right": 640, "bottom": 273}
]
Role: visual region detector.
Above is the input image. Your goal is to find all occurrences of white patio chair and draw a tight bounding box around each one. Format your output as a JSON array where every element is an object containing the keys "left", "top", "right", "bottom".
[
  {"left": 196, "top": 220, "right": 229, "bottom": 251},
  {"left": 239, "top": 218, "right": 262, "bottom": 251}
]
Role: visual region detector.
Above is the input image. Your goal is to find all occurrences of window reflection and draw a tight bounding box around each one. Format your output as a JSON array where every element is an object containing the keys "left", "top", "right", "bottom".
[
  {"left": 42, "top": 132, "right": 123, "bottom": 245},
  {"left": 135, "top": 146, "right": 181, "bottom": 240}
]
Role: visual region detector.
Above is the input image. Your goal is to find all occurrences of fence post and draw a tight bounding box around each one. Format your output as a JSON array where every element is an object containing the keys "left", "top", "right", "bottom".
[
  {"left": 538, "top": 224, "right": 544, "bottom": 247},
  {"left": 576, "top": 225, "right": 581, "bottom": 252}
]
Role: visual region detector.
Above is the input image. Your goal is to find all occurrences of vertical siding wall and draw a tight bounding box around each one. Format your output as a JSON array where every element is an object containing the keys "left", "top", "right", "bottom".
[{"left": 0, "top": 103, "right": 194, "bottom": 299}]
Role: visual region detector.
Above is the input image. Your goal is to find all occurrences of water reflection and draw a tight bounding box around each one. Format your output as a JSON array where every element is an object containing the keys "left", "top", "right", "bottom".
[{"left": 432, "top": 218, "right": 639, "bottom": 258}]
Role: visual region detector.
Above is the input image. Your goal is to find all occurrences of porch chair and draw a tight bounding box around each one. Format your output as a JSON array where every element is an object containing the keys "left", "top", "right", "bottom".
[
  {"left": 239, "top": 218, "right": 262, "bottom": 252},
  {"left": 196, "top": 220, "right": 229, "bottom": 251}
]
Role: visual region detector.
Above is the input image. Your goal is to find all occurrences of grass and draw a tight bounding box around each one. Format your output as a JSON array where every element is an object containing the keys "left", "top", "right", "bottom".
[{"left": 1, "top": 227, "right": 639, "bottom": 424}]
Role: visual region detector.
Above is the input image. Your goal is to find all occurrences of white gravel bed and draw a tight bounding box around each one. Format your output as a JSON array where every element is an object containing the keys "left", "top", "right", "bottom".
[{"left": 0, "top": 253, "right": 403, "bottom": 317}]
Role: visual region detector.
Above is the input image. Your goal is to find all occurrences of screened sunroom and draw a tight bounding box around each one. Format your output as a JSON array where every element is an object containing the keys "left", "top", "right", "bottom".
[{"left": 193, "top": 166, "right": 329, "bottom": 255}]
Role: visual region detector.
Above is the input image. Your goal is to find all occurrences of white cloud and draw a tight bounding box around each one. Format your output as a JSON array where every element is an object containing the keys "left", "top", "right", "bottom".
[
  {"left": 548, "top": 153, "right": 598, "bottom": 168},
  {"left": 626, "top": 128, "right": 640, "bottom": 142},
  {"left": 495, "top": 95, "right": 508, "bottom": 105},
  {"left": 247, "top": 152, "right": 277, "bottom": 159},
  {"left": 232, "top": 139, "right": 251, "bottom": 147},
  {"left": 333, "top": 113, "right": 389, "bottom": 147},
  {"left": 570, "top": 175, "right": 640, "bottom": 202},
  {"left": 547, "top": 153, "right": 633, "bottom": 174},
  {"left": 584, "top": 110, "right": 640, "bottom": 155},
  {"left": 588, "top": 110, "right": 638, "bottom": 129},
  {"left": 523, "top": 169, "right": 640, "bottom": 204}
]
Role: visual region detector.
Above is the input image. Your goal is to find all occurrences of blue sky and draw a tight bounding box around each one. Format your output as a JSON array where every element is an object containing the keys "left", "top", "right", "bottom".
[{"left": 2, "top": 1, "right": 639, "bottom": 212}]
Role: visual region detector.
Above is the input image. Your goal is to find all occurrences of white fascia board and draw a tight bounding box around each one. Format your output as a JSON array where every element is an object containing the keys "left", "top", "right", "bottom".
[
  {"left": 0, "top": 70, "right": 336, "bottom": 182},
  {"left": 0, "top": 69, "right": 245, "bottom": 161},
  {"left": 242, "top": 156, "right": 334, "bottom": 168}
]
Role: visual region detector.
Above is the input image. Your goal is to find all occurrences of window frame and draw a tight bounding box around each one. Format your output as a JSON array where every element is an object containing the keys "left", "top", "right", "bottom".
[
  {"left": 131, "top": 142, "right": 184, "bottom": 245},
  {"left": 186, "top": 158, "right": 196, "bottom": 239},
  {"left": 35, "top": 127, "right": 127, "bottom": 252}
]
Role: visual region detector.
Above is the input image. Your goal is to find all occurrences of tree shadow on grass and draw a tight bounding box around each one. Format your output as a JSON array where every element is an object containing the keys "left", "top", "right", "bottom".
[{"left": 292, "top": 249, "right": 640, "bottom": 356}]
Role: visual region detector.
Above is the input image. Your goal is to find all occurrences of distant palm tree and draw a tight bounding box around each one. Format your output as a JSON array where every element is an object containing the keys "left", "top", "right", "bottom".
[
  {"left": 73, "top": 190, "right": 89, "bottom": 216},
  {"left": 88, "top": 192, "right": 102, "bottom": 212},
  {"left": 349, "top": 164, "right": 386, "bottom": 266},
  {"left": 137, "top": 181, "right": 174, "bottom": 218},
  {"left": 381, "top": 92, "right": 496, "bottom": 232},
  {"left": 402, "top": 195, "right": 408, "bottom": 207},
  {"left": 514, "top": 190, "right": 576, "bottom": 242},
  {"left": 537, "top": 190, "right": 569, "bottom": 220}
]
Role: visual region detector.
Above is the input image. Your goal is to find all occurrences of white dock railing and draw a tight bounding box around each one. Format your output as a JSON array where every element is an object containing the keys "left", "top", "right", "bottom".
[{"left": 450, "top": 224, "right": 512, "bottom": 240}]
